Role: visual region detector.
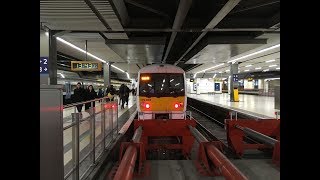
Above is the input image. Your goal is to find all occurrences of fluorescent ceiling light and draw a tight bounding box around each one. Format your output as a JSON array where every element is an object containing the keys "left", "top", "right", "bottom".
[
  {"left": 265, "top": 77, "right": 280, "bottom": 81},
  {"left": 228, "top": 44, "right": 280, "bottom": 63},
  {"left": 269, "top": 64, "right": 277, "bottom": 67},
  {"left": 111, "top": 64, "right": 125, "bottom": 73},
  {"left": 244, "top": 69, "right": 249, "bottom": 72},
  {"left": 56, "top": 37, "right": 129, "bottom": 75},
  {"left": 219, "top": 71, "right": 222, "bottom": 73},
  {"left": 263, "top": 69, "right": 269, "bottom": 72},
  {"left": 45, "top": 32, "right": 49, "bottom": 36},
  {"left": 245, "top": 64, "right": 252, "bottom": 67},
  {"left": 266, "top": 59, "right": 276, "bottom": 63},
  {"left": 58, "top": 73, "right": 65, "bottom": 78},
  {"left": 57, "top": 37, "right": 106, "bottom": 63},
  {"left": 226, "top": 69, "right": 230, "bottom": 72},
  {"left": 255, "top": 67, "right": 262, "bottom": 70},
  {"left": 126, "top": 72, "right": 130, "bottom": 79},
  {"left": 276, "top": 67, "right": 280, "bottom": 70},
  {"left": 213, "top": 74, "right": 217, "bottom": 78},
  {"left": 196, "top": 63, "right": 225, "bottom": 73}
]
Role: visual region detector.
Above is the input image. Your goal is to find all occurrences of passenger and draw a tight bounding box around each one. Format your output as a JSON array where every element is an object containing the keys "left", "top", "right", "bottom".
[
  {"left": 98, "top": 88, "right": 103, "bottom": 98},
  {"left": 97, "top": 88, "right": 103, "bottom": 102},
  {"left": 124, "top": 85, "right": 130, "bottom": 106},
  {"left": 119, "top": 84, "right": 126, "bottom": 109},
  {"left": 85, "top": 85, "right": 97, "bottom": 111},
  {"left": 105, "top": 85, "right": 116, "bottom": 101},
  {"left": 73, "top": 82, "right": 85, "bottom": 113}
]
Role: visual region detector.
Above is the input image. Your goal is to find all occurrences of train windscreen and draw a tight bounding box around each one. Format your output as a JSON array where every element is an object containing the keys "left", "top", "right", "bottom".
[{"left": 139, "top": 73, "right": 185, "bottom": 97}]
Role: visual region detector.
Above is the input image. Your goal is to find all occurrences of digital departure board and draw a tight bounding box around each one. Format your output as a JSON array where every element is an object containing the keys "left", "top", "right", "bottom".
[{"left": 71, "top": 61, "right": 102, "bottom": 71}]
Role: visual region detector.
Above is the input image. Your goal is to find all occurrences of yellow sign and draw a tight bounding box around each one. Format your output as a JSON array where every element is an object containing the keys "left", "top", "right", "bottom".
[{"left": 71, "top": 61, "right": 102, "bottom": 71}]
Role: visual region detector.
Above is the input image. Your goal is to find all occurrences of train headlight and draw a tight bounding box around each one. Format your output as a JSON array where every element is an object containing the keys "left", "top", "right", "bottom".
[
  {"left": 174, "top": 103, "right": 179, "bottom": 109},
  {"left": 145, "top": 103, "right": 150, "bottom": 109}
]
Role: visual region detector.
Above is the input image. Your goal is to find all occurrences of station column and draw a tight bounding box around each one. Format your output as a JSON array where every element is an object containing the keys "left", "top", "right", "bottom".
[
  {"left": 230, "top": 62, "right": 239, "bottom": 102},
  {"left": 48, "top": 30, "right": 58, "bottom": 85},
  {"left": 104, "top": 62, "right": 111, "bottom": 91},
  {"left": 40, "top": 30, "right": 49, "bottom": 85}
]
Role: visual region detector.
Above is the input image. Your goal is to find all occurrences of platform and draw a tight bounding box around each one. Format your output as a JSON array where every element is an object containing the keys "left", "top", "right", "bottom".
[
  {"left": 62, "top": 96, "right": 137, "bottom": 178},
  {"left": 187, "top": 93, "right": 277, "bottom": 119}
]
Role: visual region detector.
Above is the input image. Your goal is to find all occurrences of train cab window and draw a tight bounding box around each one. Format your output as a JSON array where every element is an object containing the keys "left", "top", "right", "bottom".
[{"left": 139, "top": 73, "right": 185, "bottom": 97}]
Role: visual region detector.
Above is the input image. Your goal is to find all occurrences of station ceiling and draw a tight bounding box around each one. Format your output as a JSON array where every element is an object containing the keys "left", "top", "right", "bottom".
[{"left": 40, "top": 0, "right": 280, "bottom": 80}]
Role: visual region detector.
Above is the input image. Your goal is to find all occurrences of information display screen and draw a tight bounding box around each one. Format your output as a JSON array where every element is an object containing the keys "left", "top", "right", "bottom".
[{"left": 71, "top": 61, "right": 102, "bottom": 71}]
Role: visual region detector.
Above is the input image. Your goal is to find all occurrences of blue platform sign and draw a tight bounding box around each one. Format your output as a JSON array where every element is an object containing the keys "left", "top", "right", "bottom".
[{"left": 40, "top": 57, "right": 49, "bottom": 75}]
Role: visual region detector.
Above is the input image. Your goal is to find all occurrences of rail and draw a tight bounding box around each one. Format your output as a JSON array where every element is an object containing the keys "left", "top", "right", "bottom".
[{"left": 62, "top": 97, "right": 119, "bottom": 180}]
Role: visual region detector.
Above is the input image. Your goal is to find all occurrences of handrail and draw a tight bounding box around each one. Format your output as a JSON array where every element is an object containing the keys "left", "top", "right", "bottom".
[{"left": 63, "top": 96, "right": 118, "bottom": 109}]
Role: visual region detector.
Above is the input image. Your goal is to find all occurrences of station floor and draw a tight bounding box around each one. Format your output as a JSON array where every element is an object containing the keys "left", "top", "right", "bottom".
[
  {"left": 187, "top": 93, "right": 278, "bottom": 118},
  {"left": 62, "top": 96, "right": 136, "bottom": 176}
]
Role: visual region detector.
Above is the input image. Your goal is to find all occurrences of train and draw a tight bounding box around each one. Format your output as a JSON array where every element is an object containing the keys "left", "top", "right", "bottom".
[{"left": 137, "top": 64, "right": 187, "bottom": 119}]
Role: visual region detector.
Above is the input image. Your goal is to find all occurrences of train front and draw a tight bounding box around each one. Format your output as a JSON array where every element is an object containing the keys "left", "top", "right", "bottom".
[{"left": 137, "top": 64, "right": 186, "bottom": 120}]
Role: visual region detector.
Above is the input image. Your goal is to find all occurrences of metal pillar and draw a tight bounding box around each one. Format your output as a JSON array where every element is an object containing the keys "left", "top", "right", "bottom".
[
  {"left": 104, "top": 62, "right": 111, "bottom": 91},
  {"left": 229, "top": 62, "right": 239, "bottom": 102},
  {"left": 48, "top": 30, "right": 57, "bottom": 85},
  {"left": 72, "top": 113, "right": 80, "bottom": 180}
]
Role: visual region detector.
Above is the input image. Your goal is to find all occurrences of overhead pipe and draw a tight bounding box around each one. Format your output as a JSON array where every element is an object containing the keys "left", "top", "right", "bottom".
[
  {"left": 113, "top": 126, "right": 142, "bottom": 180},
  {"left": 188, "top": 126, "right": 247, "bottom": 180},
  {"left": 235, "top": 125, "right": 278, "bottom": 147}
]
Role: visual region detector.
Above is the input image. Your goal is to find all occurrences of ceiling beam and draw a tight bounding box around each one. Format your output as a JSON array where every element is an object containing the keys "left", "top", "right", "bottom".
[
  {"left": 229, "top": 1, "right": 280, "bottom": 15},
  {"left": 84, "top": 0, "right": 112, "bottom": 30},
  {"left": 105, "top": 37, "right": 166, "bottom": 45},
  {"left": 109, "top": 0, "right": 130, "bottom": 26},
  {"left": 125, "top": 0, "right": 170, "bottom": 19},
  {"left": 63, "top": 27, "right": 278, "bottom": 33},
  {"left": 174, "top": 0, "right": 242, "bottom": 65},
  {"left": 162, "top": 0, "right": 192, "bottom": 63},
  {"left": 267, "top": 11, "right": 280, "bottom": 28},
  {"left": 207, "top": 36, "right": 267, "bottom": 44}
]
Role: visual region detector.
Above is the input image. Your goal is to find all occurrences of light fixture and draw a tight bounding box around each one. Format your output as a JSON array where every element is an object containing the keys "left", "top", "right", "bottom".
[
  {"left": 226, "top": 69, "right": 230, "bottom": 72},
  {"left": 276, "top": 67, "right": 280, "bottom": 70},
  {"left": 227, "top": 44, "right": 280, "bottom": 63},
  {"left": 45, "top": 32, "right": 49, "bottom": 36},
  {"left": 196, "top": 63, "right": 225, "bottom": 74},
  {"left": 266, "top": 59, "right": 276, "bottom": 63},
  {"left": 264, "top": 77, "right": 280, "bottom": 81},
  {"left": 56, "top": 37, "right": 127, "bottom": 74},
  {"left": 58, "top": 73, "right": 65, "bottom": 78},
  {"left": 245, "top": 64, "right": 252, "bottom": 67},
  {"left": 263, "top": 69, "right": 269, "bottom": 72},
  {"left": 219, "top": 71, "right": 222, "bottom": 73},
  {"left": 213, "top": 74, "right": 217, "bottom": 78},
  {"left": 126, "top": 72, "right": 130, "bottom": 79},
  {"left": 111, "top": 65, "right": 125, "bottom": 73},
  {"left": 269, "top": 64, "right": 277, "bottom": 67},
  {"left": 255, "top": 67, "right": 262, "bottom": 70},
  {"left": 244, "top": 69, "right": 249, "bottom": 72}
]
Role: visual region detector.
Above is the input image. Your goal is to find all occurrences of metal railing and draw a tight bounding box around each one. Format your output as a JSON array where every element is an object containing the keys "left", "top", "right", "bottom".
[{"left": 63, "top": 97, "right": 118, "bottom": 180}]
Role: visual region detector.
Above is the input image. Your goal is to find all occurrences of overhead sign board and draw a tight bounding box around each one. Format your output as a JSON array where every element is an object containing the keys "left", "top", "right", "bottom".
[
  {"left": 40, "top": 57, "right": 49, "bottom": 74},
  {"left": 71, "top": 61, "right": 102, "bottom": 71}
]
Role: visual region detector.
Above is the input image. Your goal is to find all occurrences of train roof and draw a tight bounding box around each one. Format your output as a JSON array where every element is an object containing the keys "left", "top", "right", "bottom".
[{"left": 139, "top": 64, "right": 185, "bottom": 74}]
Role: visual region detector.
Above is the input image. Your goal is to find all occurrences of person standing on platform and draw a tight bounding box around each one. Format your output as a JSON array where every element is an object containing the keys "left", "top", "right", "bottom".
[
  {"left": 105, "top": 85, "right": 116, "bottom": 101},
  {"left": 119, "top": 84, "right": 126, "bottom": 109},
  {"left": 97, "top": 88, "right": 103, "bottom": 102},
  {"left": 124, "top": 85, "right": 130, "bottom": 106},
  {"left": 73, "top": 82, "right": 85, "bottom": 113},
  {"left": 85, "top": 85, "right": 97, "bottom": 111}
]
